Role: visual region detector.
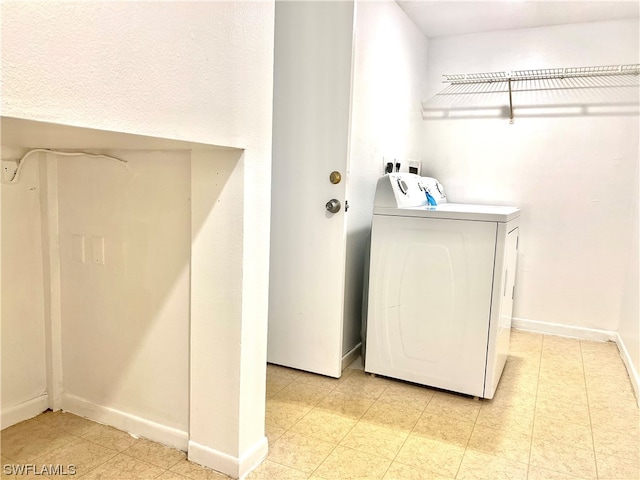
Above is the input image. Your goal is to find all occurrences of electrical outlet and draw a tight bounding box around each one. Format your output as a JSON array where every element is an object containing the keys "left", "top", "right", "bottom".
[
  {"left": 2, "top": 160, "right": 19, "bottom": 183},
  {"left": 382, "top": 157, "right": 394, "bottom": 175}
]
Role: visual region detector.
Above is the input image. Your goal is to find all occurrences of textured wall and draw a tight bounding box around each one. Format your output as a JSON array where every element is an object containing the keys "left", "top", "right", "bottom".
[{"left": 422, "top": 19, "right": 639, "bottom": 332}]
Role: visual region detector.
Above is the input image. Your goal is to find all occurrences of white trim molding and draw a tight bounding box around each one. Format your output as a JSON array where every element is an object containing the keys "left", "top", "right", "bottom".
[
  {"left": 188, "top": 436, "right": 268, "bottom": 480},
  {"left": 615, "top": 333, "right": 640, "bottom": 407},
  {"left": 61, "top": 393, "right": 188, "bottom": 450},
  {"left": 1, "top": 394, "right": 49, "bottom": 429},
  {"left": 512, "top": 317, "right": 617, "bottom": 342},
  {"left": 341, "top": 342, "right": 362, "bottom": 371}
]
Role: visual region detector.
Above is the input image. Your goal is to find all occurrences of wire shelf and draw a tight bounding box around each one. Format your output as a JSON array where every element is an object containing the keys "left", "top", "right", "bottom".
[
  {"left": 436, "top": 64, "right": 639, "bottom": 123},
  {"left": 444, "top": 64, "right": 640, "bottom": 84}
]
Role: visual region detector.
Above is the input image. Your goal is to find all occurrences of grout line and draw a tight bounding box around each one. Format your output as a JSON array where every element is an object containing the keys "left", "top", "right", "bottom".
[
  {"left": 580, "top": 339, "right": 599, "bottom": 480},
  {"left": 525, "top": 332, "right": 543, "bottom": 479}
]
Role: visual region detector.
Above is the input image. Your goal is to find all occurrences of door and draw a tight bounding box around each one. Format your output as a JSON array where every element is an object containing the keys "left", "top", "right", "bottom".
[{"left": 267, "top": 1, "right": 355, "bottom": 377}]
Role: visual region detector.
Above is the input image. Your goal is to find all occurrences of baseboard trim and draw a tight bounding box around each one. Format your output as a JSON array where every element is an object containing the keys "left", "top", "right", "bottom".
[
  {"left": 188, "top": 435, "right": 268, "bottom": 480},
  {"left": 615, "top": 333, "right": 640, "bottom": 407},
  {"left": 512, "top": 317, "right": 617, "bottom": 342},
  {"left": 341, "top": 342, "right": 362, "bottom": 371},
  {"left": 62, "top": 393, "right": 188, "bottom": 450},
  {"left": 512, "top": 317, "right": 639, "bottom": 406},
  {"left": 1, "top": 394, "right": 49, "bottom": 429}
]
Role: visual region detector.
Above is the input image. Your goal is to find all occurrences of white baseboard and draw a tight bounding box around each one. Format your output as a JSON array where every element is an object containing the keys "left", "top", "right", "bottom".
[
  {"left": 62, "top": 393, "right": 188, "bottom": 450},
  {"left": 512, "top": 317, "right": 617, "bottom": 342},
  {"left": 1, "top": 394, "right": 49, "bottom": 429},
  {"left": 615, "top": 333, "right": 640, "bottom": 407},
  {"left": 188, "top": 435, "right": 268, "bottom": 480},
  {"left": 341, "top": 342, "right": 362, "bottom": 371}
]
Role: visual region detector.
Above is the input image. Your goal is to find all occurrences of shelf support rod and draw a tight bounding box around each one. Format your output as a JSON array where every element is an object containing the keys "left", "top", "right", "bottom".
[{"left": 508, "top": 77, "right": 514, "bottom": 124}]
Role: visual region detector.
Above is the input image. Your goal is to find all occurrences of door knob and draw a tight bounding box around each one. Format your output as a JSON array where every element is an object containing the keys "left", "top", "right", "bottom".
[{"left": 325, "top": 199, "right": 341, "bottom": 213}]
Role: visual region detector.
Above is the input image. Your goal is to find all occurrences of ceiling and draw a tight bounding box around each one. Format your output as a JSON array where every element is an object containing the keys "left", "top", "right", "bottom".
[{"left": 396, "top": 0, "right": 640, "bottom": 38}]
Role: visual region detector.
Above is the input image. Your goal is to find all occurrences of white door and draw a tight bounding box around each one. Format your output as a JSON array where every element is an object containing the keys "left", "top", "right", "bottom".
[{"left": 267, "top": 1, "right": 355, "bottom": 377}]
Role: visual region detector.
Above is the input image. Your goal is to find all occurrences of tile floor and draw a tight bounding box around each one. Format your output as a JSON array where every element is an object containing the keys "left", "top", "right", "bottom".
[{"left": 2, "top": 331, "right": 639, "bottom": 479}]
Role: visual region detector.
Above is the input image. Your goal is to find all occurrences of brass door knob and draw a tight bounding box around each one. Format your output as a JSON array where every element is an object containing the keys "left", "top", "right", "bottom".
[{"left": 329, "top": 171, "right": 342, "bottom": 184}]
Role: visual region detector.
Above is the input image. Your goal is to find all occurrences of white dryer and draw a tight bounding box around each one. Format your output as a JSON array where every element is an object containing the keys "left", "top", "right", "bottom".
[{"left": 364, "top": 173, "right": 520, "bottom": 399}]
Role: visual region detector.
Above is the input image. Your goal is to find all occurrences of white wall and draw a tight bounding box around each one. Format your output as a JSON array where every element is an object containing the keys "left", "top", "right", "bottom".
[
  {"left": 1, "top": 1, "right": 274, "bottom": 475},
  {"left": 346, "top": 0, "right": 430, "bottom": 351},
  {"left": 56, "top": 151, "right": 190, "bottom": 433},
  {"left": 422, "top": 19, "right": 639, "bottom": 332},
  {"left": 618, "top": 153, "right": 639, "bottom": 395},
  {"left": 1, "top": 149, "right": 48, "bottom": 424}
]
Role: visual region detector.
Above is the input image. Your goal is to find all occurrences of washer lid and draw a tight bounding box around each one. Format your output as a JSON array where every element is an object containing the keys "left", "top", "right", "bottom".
[{"left": 374, "top": 203, "right": 520, "bottom": 222}]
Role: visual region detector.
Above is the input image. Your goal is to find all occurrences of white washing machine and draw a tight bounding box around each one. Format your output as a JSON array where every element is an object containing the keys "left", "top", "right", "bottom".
[{"left": 364, "top": 173, "right": 520, "bottom": 399}]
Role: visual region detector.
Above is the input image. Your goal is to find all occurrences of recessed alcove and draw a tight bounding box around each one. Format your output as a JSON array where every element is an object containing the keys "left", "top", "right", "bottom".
[{"left": 0, "top": 116, "right": 268, "bottom": 478}]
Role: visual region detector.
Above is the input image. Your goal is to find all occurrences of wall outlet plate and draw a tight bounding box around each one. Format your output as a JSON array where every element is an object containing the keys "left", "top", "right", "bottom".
[{"left": 2, "top": 160, "right": 19, "bottom": 183}]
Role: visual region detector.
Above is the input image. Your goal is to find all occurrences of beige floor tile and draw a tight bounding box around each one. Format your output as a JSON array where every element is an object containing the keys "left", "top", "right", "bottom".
[
  {"left": 589, "top": 407, "right": 640, "bottom": 438},
  {"left": 267, "top": 431, "right": 335, "bottom": 474},
  {"left": 266, "top": 399, "right": 312, "bottom": 429},
  {"left": 423, "top": 393, "right": 481, "bottom": 424},
  {"left": 267, "top": 375, "right": 295, "bottom": 398},
  {"left": 532, "top": 416, "right": 593, "bottom": 451},
  {"left": 80, "top": 423, "right": 138, "bottom": 452},
  {"left": 488, "top": 380, "right": 537, "bottom": 407},
  {"left": 315, "top": 391, "right": 375, "bottom": 420},
  {"left": 333, "top": 371, "right": 390, "bottom": 400},
  {"left": 267, "top": 364, "right": 303, "bottom": 382},
  {"left": 456, "top": 450, "right": 528, "bottom": 480},
  {"left": 538, "top": 366, "right": 585, "bottom": 387},
  {"left": 466, "top": 423, "right": 531, "bottom": 464},
  {"left": 595, "top": 452, "right": 640, "bottom": 480},
  {"left": 412, "top": 412, "right": 474, "bottom": 447},
  {"left": 155, "top": 472, "right": 193, "bottom": 480},
  {"left": 537, "top": 372, "right": 586, "bottom": 392},
  {"left": 475, "top": 403, "right": 534, "bottom": 435},
  {"left": 496, "top": 372, "right": 538, "bottom": 395},
  {"left": 79, "top": 452, "right": 165, "bottom": 479},
  {"left": 509, "top": 329, "right": 543, "bottom": 345},
  {"left": 33, "top": 438, "right": 118, "bottom": 477},
  {"left": 534, "top": 396, "right": 591, "bottom": 425},
  {"left": 536, "top": 386, "right": 588, "bottom": 407},
  {"left": 1, "top": 420, "right": 78, "bottom": 463},
  {"left": 542, "top": 335, "right": 581, "bottom": 352},
  {"left": 376, "top": 381, "right": 434, "bottom": 410},
  {"left": 272, "top": 382, "right": 333, "bottom": 408},
  {"left": 289, "top": 409, "right": 357, "bottom": 443},
  {"left": 169, "top": 459, "right": 229, "bottom": 480},
  {"left": 361, "top": 399, "right": 423, "bottom": 432},
  {"left": 125, "top": 438, "right": 186, "bottom": 469},
  {"left": 313, "top": 445, "right": 391, "bottom": 480},
  {"left": 245, "top": 460, "right": 308, "bottom": 480},
  {"left": 394, "top": 435, "right": 464, "bottom": 478},
  {"left": 265, "top": 422, "right": 287, "bottom": 445},
  {"left": 530, "top": 439, "right": 597, "bottom": 479},
  {"left": 587, "top": 389, "right": 638, "bottom": 412},
  {"left": 339, "top": 421, "right": 408, "bottom": 460},
  {"left": 295, "top": 370, "right": 350, "bottom": 389},
  {"left": 527, "top": 465, "right": 590, "bottom": 479},
  {"left": 579, "top": 340, "right": 618, "bottom": 354},
  {"left": 382, "top": 461, "right": 453, "bottom": 479},
  {"left": 592, "top": 427, "right": 640, "bottom": 461},
  {"left": 37, "top": 411, "right": 100, "bottom": 436}
]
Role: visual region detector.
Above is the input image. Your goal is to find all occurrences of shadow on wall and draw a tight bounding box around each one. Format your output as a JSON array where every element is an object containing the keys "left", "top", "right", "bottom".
[
  {"left": 1, "top": 126, "right": 243, "bottom": 435},
  {"left": 421, "top": 73, "right": 640, "bottom": 120}
]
